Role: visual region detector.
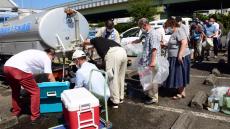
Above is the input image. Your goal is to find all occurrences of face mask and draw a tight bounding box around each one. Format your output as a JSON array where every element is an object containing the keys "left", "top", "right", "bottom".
[
  {"left": 165, "top": 27, "right": 173, "bottom": 34},
  {"left": 76, "top": 65, "right": 80, "bottom": 69},
  {"left": 141, "top": 28, "right": 147, "bottom": 33},
  {"left": 208, "top": 22, "right": 214, "bottom": 26},
  {"left": 107, "top": 29, "right": 113, "bottom": 32}
]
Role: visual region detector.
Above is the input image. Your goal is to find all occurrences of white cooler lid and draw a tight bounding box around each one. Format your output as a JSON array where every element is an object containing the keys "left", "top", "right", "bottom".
[{"left": 61, "top": 88, "right": 99, "bottom": 111}]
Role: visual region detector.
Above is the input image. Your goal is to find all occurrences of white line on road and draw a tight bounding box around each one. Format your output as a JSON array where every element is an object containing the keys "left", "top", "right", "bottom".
[
  {"left": 127, "top": 101, "right": 230, "bottom": 123},
  {"left": 191, "top": 75, "right": 230, "bottom": 80}
]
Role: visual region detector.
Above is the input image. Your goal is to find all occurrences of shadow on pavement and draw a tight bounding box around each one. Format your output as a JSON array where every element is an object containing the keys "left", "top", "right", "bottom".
[
  {"left": 125, "top": 74, "right": 179, "bottom": 103},
  {"left": 191, "top": 61, "right": 230, "bottom": 74}
]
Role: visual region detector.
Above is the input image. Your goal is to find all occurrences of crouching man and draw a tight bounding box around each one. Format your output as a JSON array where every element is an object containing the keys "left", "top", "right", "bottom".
[
  {"left": 72, "top": 50, "right": 109, "bottom": 97},
  {"left": 3, "top": 49, "right": 56, "bottom": 124}
]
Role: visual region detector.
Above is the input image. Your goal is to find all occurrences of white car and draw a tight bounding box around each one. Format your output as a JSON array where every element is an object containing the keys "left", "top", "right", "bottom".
[
  {"left": 120, "top": 26, "right": 171, "bottom": 56},
  {"left": 149, "top": 19, "right": 167, "bottom": 28},
  {"left": 120, "top": 27, "right": 145, "bottom": 56}
]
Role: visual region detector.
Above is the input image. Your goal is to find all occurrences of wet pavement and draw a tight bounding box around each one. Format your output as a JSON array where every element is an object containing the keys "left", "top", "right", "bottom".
[{"left": 1, "top": 51, "right": 230, "bottom": 129}]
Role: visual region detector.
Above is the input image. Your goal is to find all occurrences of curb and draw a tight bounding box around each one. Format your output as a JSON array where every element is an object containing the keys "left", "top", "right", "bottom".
[{"left": 171, "top": 112, "right": 196, "bottom": 129}]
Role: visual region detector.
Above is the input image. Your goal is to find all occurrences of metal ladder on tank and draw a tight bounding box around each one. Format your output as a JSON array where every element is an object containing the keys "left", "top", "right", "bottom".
[{"left": 77, "top": 103, "right": 98, "bottom": 129}]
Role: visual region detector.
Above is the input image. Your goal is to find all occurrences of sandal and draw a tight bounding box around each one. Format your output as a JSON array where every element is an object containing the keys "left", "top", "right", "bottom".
[
  {"left": 181, "top": 94, "right": 186, "bottom": 98},
  {"left": 172, "top": 94, "right": 182, "bottom": 100}
]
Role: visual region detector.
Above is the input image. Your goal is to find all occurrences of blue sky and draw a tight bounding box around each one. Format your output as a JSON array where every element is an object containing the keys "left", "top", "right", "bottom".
[{"left": 13, "top": 0, "right": 76, "bottom": 9}]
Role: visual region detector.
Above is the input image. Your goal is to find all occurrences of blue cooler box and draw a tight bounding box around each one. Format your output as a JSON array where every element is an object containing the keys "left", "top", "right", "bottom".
[{"left": 38, "top": 81, "right": 70, "bottom": 113}]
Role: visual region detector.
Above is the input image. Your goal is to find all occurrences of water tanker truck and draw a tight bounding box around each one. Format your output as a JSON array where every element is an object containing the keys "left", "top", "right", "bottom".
[
  {"left": 0, "top": 7, "right": 89, "bottom": 78},
  {"left": 0, "top": 7, "right": 89, "bottom": 56}
]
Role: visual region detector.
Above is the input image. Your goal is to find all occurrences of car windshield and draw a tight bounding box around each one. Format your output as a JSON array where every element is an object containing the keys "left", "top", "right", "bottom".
[{"left": 122, "top": 28, "right": 140, "bottom": 38}]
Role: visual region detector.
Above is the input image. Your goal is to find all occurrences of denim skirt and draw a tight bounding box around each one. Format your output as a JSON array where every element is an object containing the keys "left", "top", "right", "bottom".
[{"left": 165, "top": 55, "right": 190, "bottom": 89}]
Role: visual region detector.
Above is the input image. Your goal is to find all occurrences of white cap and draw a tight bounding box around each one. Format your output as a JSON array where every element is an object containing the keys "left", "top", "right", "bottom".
[{"left": 72, "top": 49, "right": 86, "bottom": 59}]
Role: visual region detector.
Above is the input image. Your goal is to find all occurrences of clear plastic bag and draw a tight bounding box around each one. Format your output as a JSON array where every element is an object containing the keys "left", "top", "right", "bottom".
[
  {"left": 138, "top": 56, "right": 169, "bottom": 91},
  {"left": 138, "top": 66, "right": 153, "bottom": 91},
  {"left": 209, "top": 86, "right": 230, "bottom": 106},
  {"left": 88, "top": 71, "right": 111, "bottom": 101},
  {"left": 207, "top": 86, "right": 230, "bottom": 112},
  {"left": 120, "top": 37, "right": 143, "bottom": 56},
  {"left": 124, "top": 43, "right": 143, "bottom": 56},
  {"left": 152, "top": 56, "right": 169, "bottom": 84},
  {"left": 130, "top": 54, "right": 142, "bottom": 69},
  {"left": 202, "top": 38, "right": 213, "bottom": 50},
  {"left": 210, "top": 87, "right": 229, "bottom": 100}
]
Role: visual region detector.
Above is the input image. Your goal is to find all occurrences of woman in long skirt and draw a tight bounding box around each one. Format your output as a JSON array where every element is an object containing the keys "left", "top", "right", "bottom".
[{"left": 164, "top": 18, "right": 191, "bottom": 99}]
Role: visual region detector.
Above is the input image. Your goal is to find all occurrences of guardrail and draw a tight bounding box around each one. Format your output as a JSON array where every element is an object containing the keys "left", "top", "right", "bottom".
[{"left": 47, "top": 0, "right": 128, "bottom": 10}]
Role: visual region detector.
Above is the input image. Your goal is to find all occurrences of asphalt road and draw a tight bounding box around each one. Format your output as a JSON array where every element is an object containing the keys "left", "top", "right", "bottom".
[{"left": 0, "top": 46, "right": 230, "bottom": 129}]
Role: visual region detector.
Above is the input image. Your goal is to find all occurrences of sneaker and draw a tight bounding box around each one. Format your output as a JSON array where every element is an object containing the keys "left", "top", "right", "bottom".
[
  {"left": 127, "top": 60, "right": 132, "bottom": 67},
  {"left": 120, "top": 99, "right": 124, "bottom": 104},
  {"left": 31, "top": 116, "right": 47, "bottom": 125},
  {"left": 144, "top": 98, "right": 158, "bottom": 105},
  {"left": 108, "top": 99, "right": 119, "bottom": 109}
]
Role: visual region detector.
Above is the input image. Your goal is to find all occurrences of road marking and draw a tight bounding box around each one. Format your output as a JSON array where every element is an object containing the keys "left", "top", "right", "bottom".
[
  {"left": 191, "top": 75, "right": 230, "bottom": 80},
  {"left": 127, "top": 101, "right": 230, "bottom": 123}
]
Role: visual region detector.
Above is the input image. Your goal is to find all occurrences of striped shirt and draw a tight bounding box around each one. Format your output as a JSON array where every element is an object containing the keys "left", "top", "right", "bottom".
[{"left": 139, "top": 29, "right": 161, "bottom": 67}]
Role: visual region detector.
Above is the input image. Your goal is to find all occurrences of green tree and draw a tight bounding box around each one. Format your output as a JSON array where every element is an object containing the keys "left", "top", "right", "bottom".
[
  {"left": 196, "top": 13, "right": 209, "bottom": 21},
  {"left": 128, "top": 0, "right": 159, "bottom": 23}
]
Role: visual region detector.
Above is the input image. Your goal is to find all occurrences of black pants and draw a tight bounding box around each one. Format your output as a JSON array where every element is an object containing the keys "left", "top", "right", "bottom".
[{"left": 213, "top": 38, "right": 219, "bottom": 56}]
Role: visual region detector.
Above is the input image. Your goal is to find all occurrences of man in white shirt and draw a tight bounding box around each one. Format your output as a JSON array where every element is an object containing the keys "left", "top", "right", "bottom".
[
  {"left": 3, "top": 49, "right": 55, "bottom": 124},
  {"left": 96, "top": 19, "right": 120, "bottom": 43},
  {"left": 72, "top": 50, "right": 110, "bottom": 101}
]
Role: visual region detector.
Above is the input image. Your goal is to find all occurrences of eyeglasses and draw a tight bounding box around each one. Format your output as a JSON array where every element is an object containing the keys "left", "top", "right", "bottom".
[{"left": 72, "top": 58, "right": 79, "bottom": 62}]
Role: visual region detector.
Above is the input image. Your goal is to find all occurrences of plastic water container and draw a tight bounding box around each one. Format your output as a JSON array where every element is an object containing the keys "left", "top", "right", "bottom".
[
  {"left": 221, "top": 94, "right": 230, "bottom": 115},
  {"left": 208, "top": 96, "right": 220, "bottom": 112},
  {"left": 38, "top": 81, "right": 70, "bottom": 113},
  {"left": 61, "top": 88, "right": 99, "bottom": 129}
]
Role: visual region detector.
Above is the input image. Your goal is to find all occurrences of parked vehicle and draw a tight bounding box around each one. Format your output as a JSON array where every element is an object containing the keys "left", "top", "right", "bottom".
[
  {"left": 88, "top": 28, "right": 98, "bottom": 39},
  {"left": 120, "top": 26, "right": 170, "bottom": 56},
  {"left": 149, "top": 19, "right": 167, "bottom": 28},
  {"left": 0, "top": 8, "right": 89, "bottom": 75},
  {"left": 120, "top": 27, "right": 142, "bottom": 39},
  {"left": 120, "top": 18, "right": 192, "bottom": 56},
  {"left": 0, "top": 8, "right": 89, "bottom": 56}
]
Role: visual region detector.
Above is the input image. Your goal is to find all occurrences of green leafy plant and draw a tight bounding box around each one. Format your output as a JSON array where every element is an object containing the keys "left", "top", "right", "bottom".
[
  {"left": 128, "top": 0, "right": 159, "bottom": 23},
  {"left": 115, "top": 22, "right": 136, "bottom": 33}
]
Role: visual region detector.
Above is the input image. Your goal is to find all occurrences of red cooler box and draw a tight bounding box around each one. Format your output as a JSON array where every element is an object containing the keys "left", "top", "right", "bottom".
[{"left": 61, "top": 88, "right": 99, "bottom": 129}]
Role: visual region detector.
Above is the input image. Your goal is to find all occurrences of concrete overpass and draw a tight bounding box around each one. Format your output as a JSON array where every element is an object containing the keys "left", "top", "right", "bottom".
[
  {"left": 46, "top": 0, "right": 230, "bottom": 21},
  {"left": 163, "top": 0, "right": 230, "bottom": 17},
  {"left": 46, "top": 0, "right": 130, "bottom": 21}
]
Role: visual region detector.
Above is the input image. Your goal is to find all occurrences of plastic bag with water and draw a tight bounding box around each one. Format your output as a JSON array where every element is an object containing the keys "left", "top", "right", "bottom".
[{"left": 138, "top": 56, "right": 169, "bottom": 91}]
